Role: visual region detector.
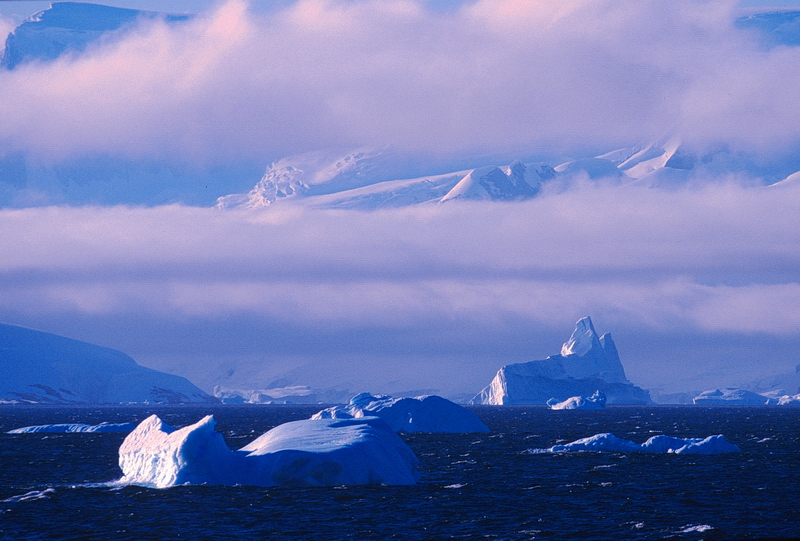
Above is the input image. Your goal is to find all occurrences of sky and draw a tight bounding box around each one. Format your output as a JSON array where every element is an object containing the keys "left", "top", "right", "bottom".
[{"left": 2, "top": 0, "right": 800, "bottom": 400}]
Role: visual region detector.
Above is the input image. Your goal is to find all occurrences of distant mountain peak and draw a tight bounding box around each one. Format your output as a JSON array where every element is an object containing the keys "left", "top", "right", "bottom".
[{"left": 2, "top": 1, "right": 192, "bottom": 70}]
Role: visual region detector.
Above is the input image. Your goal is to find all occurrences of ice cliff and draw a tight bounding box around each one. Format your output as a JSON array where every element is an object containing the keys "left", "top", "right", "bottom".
[
  {"left": 0, "top": 323, "right": 215, "bottom": 404},
  {"left": 312, "top": 393, "right": 490, "bottom": 433},
  {"left": 118, "top": 415, "right": 419, "bottom": 487},
  {"left": 471, "top": 317, "right": 651, "bottom": 405}
]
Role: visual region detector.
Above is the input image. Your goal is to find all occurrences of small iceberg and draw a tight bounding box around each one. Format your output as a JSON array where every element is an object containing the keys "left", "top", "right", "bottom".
[
  {"left": 547, "top": 390, "right": 606, "bottom": 410},
  {"left": 777, "top": 394, "right": 800, "bottom": 406},
  {"left": 7, "top": 422, "right": 136, "bottom": 434},
  {"left": 118, "top": 414, "right": 419, "bottom": 488},
  {"left": 312, "top": 393, "right": 489, "bottom": 433},
  {"left": 692, "top": 388, "right": 771, "bottom": 405},
  {"left": 528, "top": 433, "right": 740, "bottom": 454}
]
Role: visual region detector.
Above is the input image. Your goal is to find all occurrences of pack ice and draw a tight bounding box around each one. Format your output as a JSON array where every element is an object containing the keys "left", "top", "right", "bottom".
[
  {"left": 529, "top": 433, "right": 741, "bottom": 454},
  {"left": 118, "top": 415, "right": 419, "bottom": 488},
  {"left": 312, "top": 393, "right": 490, "bottom": 433}
]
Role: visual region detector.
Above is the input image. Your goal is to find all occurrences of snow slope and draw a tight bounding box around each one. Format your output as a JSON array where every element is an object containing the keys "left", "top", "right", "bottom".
[
  {"left": 312, "top": 393, "right": 490, "bottom": 433},
  {"left": 118, "top": 414, "right": 419, "bottom": 487},
  {"left": 471, "top": 317, "right": 651, "bottom": 405},
  {"left": 0, "top": 323, "right": 216, "bottom": 404}
]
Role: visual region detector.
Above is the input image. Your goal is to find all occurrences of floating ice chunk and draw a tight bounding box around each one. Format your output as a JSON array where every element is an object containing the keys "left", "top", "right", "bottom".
[
  {"left": 118, "top": 414, "right": 419, "bottom": 488},
  {"left": 677, "top": 524, "right": 714, "bottom": 533},
  {"left": 547, "top": 390, "right": 606, "bottom": 410},
  {"left": 7, "top": 422, "right": 136, "bottom": 434},
  {"left": 776, "top": 394, "right": 800, "bottom": 406},
  {"left": 529, "top": 433, "right": 740, "bottom": 454},
  {"left": 692, "top": 388, "right": 772, "bottom": 405},
  {"left": 311, "top": 393, "right": 489, "bottom": 433}
]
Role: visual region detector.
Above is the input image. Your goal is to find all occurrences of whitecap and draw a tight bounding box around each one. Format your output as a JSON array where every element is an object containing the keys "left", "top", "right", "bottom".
[
  {"left": 677, "top": 524, "right": 714, "bottom": 533},
  {"left": 2, "top": 488, "right": 55, "bottom": 503}
]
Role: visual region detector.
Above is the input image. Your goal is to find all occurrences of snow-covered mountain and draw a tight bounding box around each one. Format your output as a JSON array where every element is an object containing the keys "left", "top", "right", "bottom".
[
  {"left": 215, "top": 136, "right": 800, "bottom": 210},
  {"left": 471, "top": 317, "right": 651, "bottom": 405},
  {"left": 2, "top": 3, "right": 800, "bottom": 208},
  {"left": 0, "top": 323, "right": 216, "bottom": 404},
  {"left": 1, "top": 1, "right": 191, "bottom": 70},
  {"left": 735, "top": 9, "right": 800, "bottom": 49},
  {"left": 0, "top": 2, "right": 259, "bottom": 207}
]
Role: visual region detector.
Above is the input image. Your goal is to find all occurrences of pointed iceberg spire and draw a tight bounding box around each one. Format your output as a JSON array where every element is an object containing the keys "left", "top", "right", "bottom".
[{"left": 561, "top": 317, "right": 602, "bottom": 357}]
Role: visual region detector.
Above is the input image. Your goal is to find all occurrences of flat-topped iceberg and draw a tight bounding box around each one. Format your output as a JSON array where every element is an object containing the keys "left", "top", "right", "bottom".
[
  {"left": 528, "top": 433, "right": 740, "bottom": 454},
  {"left": 547, "top": 391, "right": 606, "bottom": 410},
  {"left": 692, "top": 388, "right": 772, "bottom": 405},
  {"left": 7, "top": 422, "right": 135, "bottom": 434},
  {"left": 118, "top": 415, "right": 419, "bottom": 488},
  {"left": 311, "top": 393, "right": 489, "bottom": 433}
]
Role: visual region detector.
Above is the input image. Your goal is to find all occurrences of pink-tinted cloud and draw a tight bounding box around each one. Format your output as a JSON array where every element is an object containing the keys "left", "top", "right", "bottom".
[
  {"left": 0, "top": 0, "right": 798, "bottom": 164},
  {"left": 1, "top": 182, "right": 799, "bottom": 393}
]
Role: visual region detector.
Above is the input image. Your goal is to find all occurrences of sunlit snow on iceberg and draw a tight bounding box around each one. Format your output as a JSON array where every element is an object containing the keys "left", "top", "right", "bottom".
[
  {"left": 546, "top": 391, "right": 606, "bottom": 410},
  {"left": 117, "top": 414, "right": 419, "bottom": 488}
]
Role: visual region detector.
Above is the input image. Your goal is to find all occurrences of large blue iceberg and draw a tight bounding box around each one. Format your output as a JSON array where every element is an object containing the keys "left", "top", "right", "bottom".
[
  {"left": 118, "top": 415, "right": 420, "bottom": 488},
  {"left": 312, "top": 393, "right": 489, "bottom": 433},
  {"left": 528, "top": 433, "right": 741, "bottom": 454}
]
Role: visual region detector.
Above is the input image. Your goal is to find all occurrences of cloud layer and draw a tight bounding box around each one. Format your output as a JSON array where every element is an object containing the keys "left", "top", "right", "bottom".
[
  {"left": 2, "top": 0, "right": 800, "bottom": 164},
  {"left": 2, "top": 182, "right": 800, "bottom": 394}
]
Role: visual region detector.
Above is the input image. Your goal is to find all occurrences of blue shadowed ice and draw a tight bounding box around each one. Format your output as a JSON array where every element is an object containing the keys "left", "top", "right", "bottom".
[
  {"left": 311, "top": 392, "right": 490, "bottom": 433},
  {"left": 117, "top": 414, "right": 420, "bottom": 488}
]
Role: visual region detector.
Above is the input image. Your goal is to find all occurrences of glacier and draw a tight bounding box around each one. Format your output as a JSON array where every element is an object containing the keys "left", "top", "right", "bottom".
[
  {"left": 546, "top": 390, "right": 606, "bottom": 410},
  {"left": 118, "top": 414, "right": 419, "bottom": 488},
  {"left": 0, "top": 323, "right": 216, "bottom": 404},
  {"left": 7, "top": 422, "right": 135, "bottom": 434},
  {"left": 311, "top": 393, "right": 490, "bottom": 433},
  {"left": 471, "top": 317, "right": 651, "bottom": 405},
  {"left": 528, "top": 433, "right": 741, "bottom": 454}
]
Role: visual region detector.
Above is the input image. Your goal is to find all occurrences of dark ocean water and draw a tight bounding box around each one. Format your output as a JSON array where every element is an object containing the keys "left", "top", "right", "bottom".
[{"left": 0, "top": 405, "right": 798, "bottom": 540}]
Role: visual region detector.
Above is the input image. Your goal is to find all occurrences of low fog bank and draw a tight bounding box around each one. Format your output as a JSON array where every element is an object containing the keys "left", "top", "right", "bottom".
[{"left": 2, "top": 181, "right": 798, "bottom": 397}]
